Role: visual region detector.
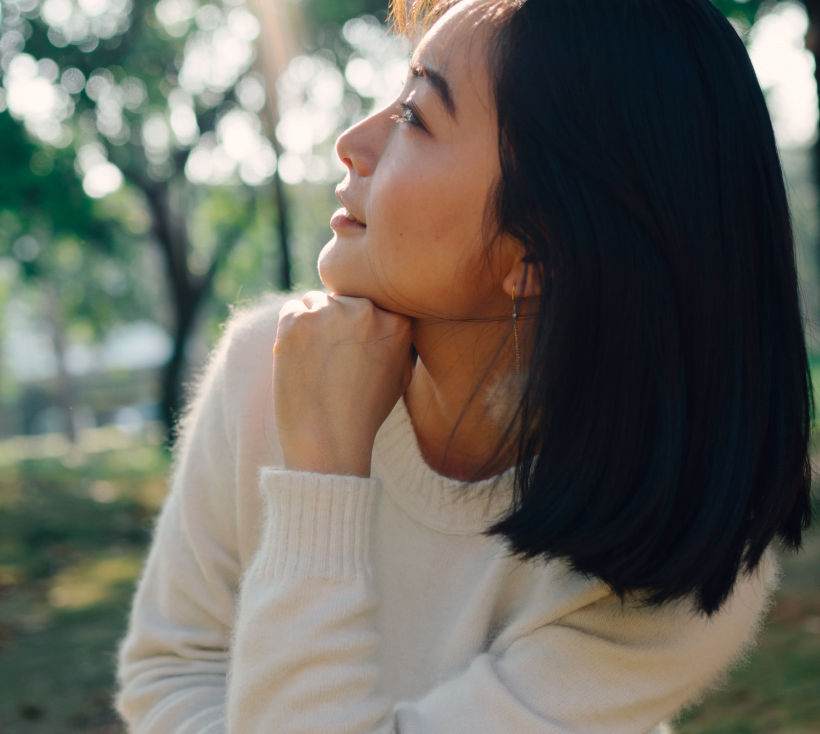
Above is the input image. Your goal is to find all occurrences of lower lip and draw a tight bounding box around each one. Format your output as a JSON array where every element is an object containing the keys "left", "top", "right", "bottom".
[{"left": 330, "top": 208, "right": 366, "bottom": 232}]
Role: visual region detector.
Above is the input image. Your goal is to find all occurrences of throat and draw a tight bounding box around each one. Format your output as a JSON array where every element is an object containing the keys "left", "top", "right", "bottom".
[{"left": 404, "top": 362, "right": 515, "bottom": 481}]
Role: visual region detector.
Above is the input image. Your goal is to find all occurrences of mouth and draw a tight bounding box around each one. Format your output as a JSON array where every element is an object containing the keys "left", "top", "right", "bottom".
[
  {"left": 330, "top": 207, "right": 367, "bottom": 231},
  {"left": 334, "top": 188, "right": 366, "bottom": 227}
]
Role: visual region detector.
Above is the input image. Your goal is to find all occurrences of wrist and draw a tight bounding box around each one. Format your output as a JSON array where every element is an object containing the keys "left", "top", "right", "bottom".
[{"left": 280, "top": 430, "right": 373, "bottom": 477}]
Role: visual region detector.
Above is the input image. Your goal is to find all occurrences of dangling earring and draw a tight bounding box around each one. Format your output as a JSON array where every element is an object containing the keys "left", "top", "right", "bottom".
[{"left": 512, "top": 285, "right": 521, "bottom": 375}]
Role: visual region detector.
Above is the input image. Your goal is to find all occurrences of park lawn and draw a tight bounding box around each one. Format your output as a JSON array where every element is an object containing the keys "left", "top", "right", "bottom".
[
  {"left": 0, "top": 442, "right": 817, "bottom": 734},
  {"left": 674, "top": 525, "right": 820, "bottom": 734},
  {"left": 0, "top": 445, "right": 168, "bottom": 734}
]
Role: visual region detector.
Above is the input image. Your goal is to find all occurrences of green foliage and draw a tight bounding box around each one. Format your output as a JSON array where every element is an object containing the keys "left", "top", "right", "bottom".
[
  {"left": 710, "top": 0, "right": 767, "bottom": 27},
  {"left": 0, "top": 112, "right": 104, "bottom": 254},
  {"left": 301, "top": 0, "right": 389, "bottom": 29},
  {"left": 0, "top": 110, "right": 153, "bottom": 344}
]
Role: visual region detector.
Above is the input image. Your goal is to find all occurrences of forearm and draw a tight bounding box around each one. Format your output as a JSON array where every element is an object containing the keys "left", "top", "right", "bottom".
[{"left": 227, "top": 469, "right": 392, "bottom": 734}]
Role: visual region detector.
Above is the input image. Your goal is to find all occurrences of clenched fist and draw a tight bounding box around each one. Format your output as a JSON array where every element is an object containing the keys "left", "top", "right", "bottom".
[{"left": 273, "top": 291, "right": 413, "bottom": 477}]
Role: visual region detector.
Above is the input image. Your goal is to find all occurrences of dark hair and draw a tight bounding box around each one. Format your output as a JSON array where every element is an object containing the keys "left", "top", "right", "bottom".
[{"left": 394, "top": 0, "right": 814, "bottom": 615}]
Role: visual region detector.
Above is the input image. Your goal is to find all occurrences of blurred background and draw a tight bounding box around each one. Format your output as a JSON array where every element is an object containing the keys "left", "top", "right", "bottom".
[{"left": 0, "top": 0, "right": 817, "bottom": 732}]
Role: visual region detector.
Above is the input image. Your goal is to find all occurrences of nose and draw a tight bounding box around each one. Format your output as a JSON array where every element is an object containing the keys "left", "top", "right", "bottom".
[{"left": 335, "top": 107, "right": 390, "bottom": 178}]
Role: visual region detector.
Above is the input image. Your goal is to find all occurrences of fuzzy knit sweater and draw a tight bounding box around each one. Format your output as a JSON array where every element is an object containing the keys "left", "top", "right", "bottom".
[{"left": 116, "top": 296, "right": 776, "bottom": 734}]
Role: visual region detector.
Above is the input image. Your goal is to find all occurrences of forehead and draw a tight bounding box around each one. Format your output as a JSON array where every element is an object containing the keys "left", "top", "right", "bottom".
[{"left": 411, "top": 1, "right": 498, "bottom": 108}]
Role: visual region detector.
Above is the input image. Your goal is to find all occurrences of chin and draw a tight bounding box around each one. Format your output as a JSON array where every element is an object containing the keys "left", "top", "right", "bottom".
[
  {"left": 317, "top": 244, "right": 362, "bottom": 298},
  {"left": 316, "top": 239, "right": 335, "bottom": 288}
]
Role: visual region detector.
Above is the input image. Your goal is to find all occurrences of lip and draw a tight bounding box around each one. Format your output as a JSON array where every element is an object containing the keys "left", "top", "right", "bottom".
[
  {"left": 330, "top": 207, "right": 367, "bottom": 232},
  {"left": 334, "top": 187, "right": 366, "bottom": 227}
]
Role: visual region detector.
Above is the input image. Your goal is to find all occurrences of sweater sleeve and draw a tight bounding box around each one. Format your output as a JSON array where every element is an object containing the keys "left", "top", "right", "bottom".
[
  {"left": 116, "top": 299, "right": 283, "bottom": 734},
  {"left": 228, "top": 467, "right": 776, "bottom": 734}
]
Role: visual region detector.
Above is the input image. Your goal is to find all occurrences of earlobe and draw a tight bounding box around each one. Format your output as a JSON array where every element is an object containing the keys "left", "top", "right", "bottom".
[{"left": 502, "top": 255, "right": 541, "bottom": 298}]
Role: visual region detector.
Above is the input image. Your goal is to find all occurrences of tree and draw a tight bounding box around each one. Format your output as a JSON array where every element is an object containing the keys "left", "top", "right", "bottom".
[
  {"left": 0, "top": 108, "right": 147, "bottom": 440},
  {"left": 0, "top": 0, "right": 284, "bottom": 436},
  {"left": 0, "top": 0, "right": 407, "bottom": 440}
]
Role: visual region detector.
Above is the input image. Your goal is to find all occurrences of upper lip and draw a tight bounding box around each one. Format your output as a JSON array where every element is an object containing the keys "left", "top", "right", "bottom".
[{"left": 335, "top": 187, "right": 366, "bottom": 225}]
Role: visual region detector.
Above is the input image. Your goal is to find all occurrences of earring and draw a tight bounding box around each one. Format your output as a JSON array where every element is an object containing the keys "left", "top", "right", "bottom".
[{"left": 512, "top": 285, "right": 521, "bottom": 375}]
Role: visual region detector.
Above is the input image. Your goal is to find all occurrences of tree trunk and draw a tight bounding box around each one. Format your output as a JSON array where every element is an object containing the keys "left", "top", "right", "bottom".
[
  {"left": 144, "top": 181, "right": 242, "bottom": 444},
  {"left": 271, "top": 148, "right": 293, "bottom": 291},
  {"left": 160, "top": 301, "right": 197, "bottom": 443},
  {"left": 254, "top": 0, "right": 297, "bottom": 290}
]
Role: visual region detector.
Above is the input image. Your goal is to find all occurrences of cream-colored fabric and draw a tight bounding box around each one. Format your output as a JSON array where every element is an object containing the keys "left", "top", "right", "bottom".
[{"left": 116, "top": 297, "right": 776, "bottom": 734}]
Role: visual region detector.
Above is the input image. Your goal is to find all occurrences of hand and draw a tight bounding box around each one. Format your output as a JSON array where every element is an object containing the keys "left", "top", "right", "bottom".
[{"left": 273, "top": 291, "right": 413, "bottom": 477}]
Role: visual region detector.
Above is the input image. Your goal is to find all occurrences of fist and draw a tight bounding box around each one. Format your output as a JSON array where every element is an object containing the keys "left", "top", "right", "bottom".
[{"left": 273, "top": 291, "right": 413, "bottom": 477}]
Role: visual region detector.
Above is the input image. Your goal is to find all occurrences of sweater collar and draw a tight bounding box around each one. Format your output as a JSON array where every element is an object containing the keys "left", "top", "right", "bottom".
[{"left": 372, "top": 397, "right": 515, "bottom": 536}]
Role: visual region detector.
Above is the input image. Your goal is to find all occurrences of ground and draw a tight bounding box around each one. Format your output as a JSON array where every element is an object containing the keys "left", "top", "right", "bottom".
[{"left": 0, "top": 432, "right": 818, "bottom": 734}]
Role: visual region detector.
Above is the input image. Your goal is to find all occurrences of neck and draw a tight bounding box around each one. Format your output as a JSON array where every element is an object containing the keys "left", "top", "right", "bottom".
[{"left": 404, "top": 318, "right": 518, "bottom": 481}]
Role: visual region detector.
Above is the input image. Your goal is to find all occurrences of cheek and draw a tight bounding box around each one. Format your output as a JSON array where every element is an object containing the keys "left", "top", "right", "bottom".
[{"left": 371, "top": 163, "right": 486, "bottom": 249}]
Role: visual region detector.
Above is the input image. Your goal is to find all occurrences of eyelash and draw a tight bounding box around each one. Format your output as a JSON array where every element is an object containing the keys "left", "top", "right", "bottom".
[{"left": 392, "top": 101, "right": 425, "bottom": 130}]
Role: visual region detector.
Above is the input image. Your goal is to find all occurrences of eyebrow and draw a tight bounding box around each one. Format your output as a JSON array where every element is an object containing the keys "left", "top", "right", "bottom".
[{"left": 410, "top": 63, "right": 457, "bottom": 119}]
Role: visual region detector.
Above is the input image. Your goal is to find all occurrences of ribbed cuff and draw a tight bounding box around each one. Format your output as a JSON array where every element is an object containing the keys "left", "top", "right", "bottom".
[{"left": 256, "top": 468, "right": 379, "bottom": 580}]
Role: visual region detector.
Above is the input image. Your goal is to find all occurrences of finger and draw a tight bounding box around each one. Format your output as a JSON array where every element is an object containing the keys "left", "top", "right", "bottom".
[
  {"left": 329, "top": 294, "right": 370, "bottom": 308},
  {"left": 277, "top": 298, "right": 309, "bottom": 320},
  {"left": 302, "top": 290, "right": 331, "bottom": 310}
]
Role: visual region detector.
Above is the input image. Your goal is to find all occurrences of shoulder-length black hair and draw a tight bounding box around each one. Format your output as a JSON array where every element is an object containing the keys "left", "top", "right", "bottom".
[{"left": 393, "top": 0, "right": 814, "bottom": 615}]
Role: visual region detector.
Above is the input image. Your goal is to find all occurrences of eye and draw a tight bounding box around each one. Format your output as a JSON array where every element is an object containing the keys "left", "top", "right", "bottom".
[{"left": 391, "top": 101, "right": 425, "bottom": 130}]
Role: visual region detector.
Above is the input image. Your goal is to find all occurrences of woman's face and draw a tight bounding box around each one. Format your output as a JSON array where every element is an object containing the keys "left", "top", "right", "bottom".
[{"left": 318, "top": 1, "right": 517, "bottom": 321}]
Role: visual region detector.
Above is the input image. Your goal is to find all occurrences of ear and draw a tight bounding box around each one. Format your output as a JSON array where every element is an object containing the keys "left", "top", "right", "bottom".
[{"left": 502, "top": 254, "right": 541, "bottom": 299}]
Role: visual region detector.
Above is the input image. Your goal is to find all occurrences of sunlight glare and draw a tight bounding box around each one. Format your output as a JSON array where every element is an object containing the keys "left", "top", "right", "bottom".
[
  {"left": 185, "top": 145, "right": 214, "bottom": 184},
  {"left": 60, "top": 67, "right": 86, "bottom": 94},
  {"left": 42, "top": 0, "right": 72, "bottom": 27},
  {"left": 155, "top": 0, "right": 197, "bottom": 37},
  {"left": 345, "top": 57, "right": 375, "bottom": 96},
  {"left": 5, "top": 52, "right": 74, "bottom": 146},
  {"left": 239, "top": 145, "right": 276, "bottom": 185},
  {"left": 218, "top": 108, "right": 260, "bottom": 161},
  {"left": 278, "top": 152, "right": 305, "bottom": 185},
  {"left": 228, "top": 7, "right": 260, "bottom": 41},
  {"left": 237, "top": 72, "right": 266, "bottom": 112},
  {"left": 83, "top": 161, "right": 124, "bottom": 198},
  {"left": 169, "top": 102, "right": 199, "bottom": 145},
  {"left": 179, "top": 27, "right": 254, "bottom": 94},
  {"left": 142, "top": 114, "right": 171, "bottom": 159},
  {"left": 75, "top": 142, "right": 119, "bottom": 191},
  {"left": 78, "top": 0, "right": 109, "bottom": 18},
  {"left": 748, "top": 1, "right": 818, "bottom": 148}
]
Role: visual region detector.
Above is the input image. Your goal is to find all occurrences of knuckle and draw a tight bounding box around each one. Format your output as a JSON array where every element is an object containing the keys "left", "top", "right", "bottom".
[
  {"left": 276, "top": 308, "right": 297, "bottom": 333},
  {"left": 303, "top": 289, "right": 323, "bottom": 302}
]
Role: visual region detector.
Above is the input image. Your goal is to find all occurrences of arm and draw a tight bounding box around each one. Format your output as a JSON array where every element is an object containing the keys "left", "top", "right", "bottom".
[{"left": 116, "top": 300, "right": 283, "bottom": 734}]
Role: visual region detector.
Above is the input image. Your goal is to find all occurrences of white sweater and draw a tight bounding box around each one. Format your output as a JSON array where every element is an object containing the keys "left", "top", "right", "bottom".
[{"left": 116, "top": 296, "right": 776, "bottom": 734}]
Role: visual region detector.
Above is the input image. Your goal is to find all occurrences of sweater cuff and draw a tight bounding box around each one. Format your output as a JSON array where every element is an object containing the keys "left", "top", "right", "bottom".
[{"left": 256, "top": 468, "right": 379, "bottom": 580}]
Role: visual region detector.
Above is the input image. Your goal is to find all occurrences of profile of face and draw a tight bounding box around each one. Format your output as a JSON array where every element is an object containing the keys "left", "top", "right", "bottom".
[{"left": 318, "top": 0, "right": 522, "bottom": 322}]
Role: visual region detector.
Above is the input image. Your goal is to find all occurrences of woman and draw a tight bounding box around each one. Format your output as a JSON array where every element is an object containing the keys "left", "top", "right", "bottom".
[{"left": 116, "top": 0, "right": 813, "bottom": 732}]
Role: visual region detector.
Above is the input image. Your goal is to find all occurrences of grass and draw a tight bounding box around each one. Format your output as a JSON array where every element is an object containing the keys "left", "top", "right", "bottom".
[
  {"left": 674, "top": 527, "right": 820, "bottom": 734},
  {"left": 0, "top": 443, "right": 169, "bottom": 734},
  {"left": 0, "top": 438, "right": 817, "bottom": 734}
]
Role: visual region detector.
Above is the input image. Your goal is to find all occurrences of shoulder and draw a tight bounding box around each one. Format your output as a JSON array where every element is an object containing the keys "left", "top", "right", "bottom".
[
  {"left": 175, "top": 292, "right": 291, "bottom": 454},
  {"left": 199, "top": 292, "right": 289, "bottom": 393},
  {"left": 561, "top": 550, "right": 776, "bottom": 659},
  {"left": 219, "top": 292, "right": 290, "bottom": 370},
  {"left": 486, "top": 552, "right": 778, "bottom": 730}
]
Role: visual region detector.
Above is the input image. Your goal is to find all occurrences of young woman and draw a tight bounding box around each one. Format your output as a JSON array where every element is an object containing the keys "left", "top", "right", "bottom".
[{"left": 116, "top": 1, "right": 813, "bottom": 732}]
